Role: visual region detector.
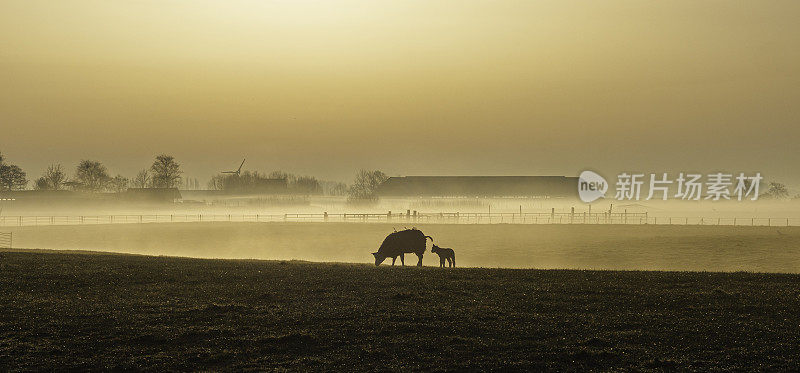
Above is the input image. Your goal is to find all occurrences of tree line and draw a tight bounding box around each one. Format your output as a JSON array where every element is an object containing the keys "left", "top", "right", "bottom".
[
  {"left": 1, "top": 154, "right": 184, "bottom": 193},
  {"left": 0, "top": 152, "right": 389, "bottom": 200}
]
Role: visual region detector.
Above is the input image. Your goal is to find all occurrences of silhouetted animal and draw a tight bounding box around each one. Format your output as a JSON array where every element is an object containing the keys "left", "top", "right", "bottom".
[
  {"left": 431, "top": 244, "right": 455, "bottom": 268},
  {"left": 373, "top": 229, "right": 433, "bottom": 266}
]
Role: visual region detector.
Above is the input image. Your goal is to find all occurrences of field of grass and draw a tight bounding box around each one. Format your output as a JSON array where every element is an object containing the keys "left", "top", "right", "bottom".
[
  {"left": 6, "top": 222, "right": 800, "bottom": 272},
  {"left": 1, "top": 249, "right": 799, "bottom": 371}
]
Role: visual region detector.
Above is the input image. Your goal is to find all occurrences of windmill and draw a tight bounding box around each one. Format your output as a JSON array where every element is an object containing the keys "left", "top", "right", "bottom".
[{"left": 221, "top": 159, "right": 246, "bottom": 176}]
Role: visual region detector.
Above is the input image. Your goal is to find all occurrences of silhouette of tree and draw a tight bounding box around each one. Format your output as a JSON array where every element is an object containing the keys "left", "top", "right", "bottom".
[
  {"left": 292, "top": 176, "right": 322, "bottom": 195},
  {"left": 347, "top": 170, "right": 388, "bottom": 202},
  {"left": 0, "top": 154, "right": 28, "bottom": 190},
  {"left": 133, "top": 169, "right": 150, "bottom": 188},
  {"left": 0, "top": 153, "right": 27, "bottom": 191},
  {"left": 34, "top": 164, "right": 68, "bottom": 190},
  {"left": 207, "top": 174, "right": 224, "bottom": 190},
  {"left": 268, "top": 171, "right": 293, "bottom": 182},
  {"left": 0, "top": 165, "right": 26, "bottom": 190},
  {"left": 325, "top": 181, "right": 348, "bottom": 196},
  {"left": 34, "top": 178, "right": 50, "bottom": 190},
  {"left": 150, "top": 155, "right": 182, "bottom": 188},
  {"left": 109, "top": 175, "right": 129, "bottom": 193},
  {"left": 763, "top": 182, "right": 790, "bottom": 199},
  {"left": 209, "top": 171, "right": 287, "bottom": 193},
  {"left": 74, "top": 160, "right": 110, "bottom": 192}
]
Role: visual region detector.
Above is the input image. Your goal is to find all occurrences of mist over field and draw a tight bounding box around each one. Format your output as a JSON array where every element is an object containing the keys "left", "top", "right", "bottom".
[
  {"left": 3, "top": 194, "right": 800, "bottom": 272},
  {"left": 5, "top": 222, "right": 798, "bottom": 273}
]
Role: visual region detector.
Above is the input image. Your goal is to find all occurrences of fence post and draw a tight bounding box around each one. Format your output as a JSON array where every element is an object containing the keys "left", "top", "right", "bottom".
[
  {"left": 386, "top": 211, "right": 390, "bottom": 222},
  {"left": 551, "top": 208, "right": 555, "bottom": 223}
]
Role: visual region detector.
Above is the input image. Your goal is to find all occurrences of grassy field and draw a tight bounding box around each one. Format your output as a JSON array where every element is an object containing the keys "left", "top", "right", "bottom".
[
  {"left": 1, "top": 249, "right": 799, "bottom": 371},
  {"left": 6, "top": 222, "right": 800, "bottom": 272}
]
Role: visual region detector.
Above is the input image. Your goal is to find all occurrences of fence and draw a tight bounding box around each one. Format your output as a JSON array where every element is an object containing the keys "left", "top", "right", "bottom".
[
  {"left": 0, "top": 211, "right": 798, "bottom": 227},
  {"left": 0, "top": 232, "right": 11, "bottom": 248}
]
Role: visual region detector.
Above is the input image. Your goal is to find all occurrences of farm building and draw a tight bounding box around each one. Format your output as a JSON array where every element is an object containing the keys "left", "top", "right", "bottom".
[
  {"left": 376, "top": 176, "right": 578, "bottom": 198},
  {"left": 123, "top": 188, "right": 182, "bottom": 203},
  {"left": 209, "top": 177, "right": 288, "bottom": 195}
]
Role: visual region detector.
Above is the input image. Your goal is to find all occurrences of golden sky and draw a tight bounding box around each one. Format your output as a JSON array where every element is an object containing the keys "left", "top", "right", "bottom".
[{"left": 1, "top": 1, "right": 798, "bottom": 183}]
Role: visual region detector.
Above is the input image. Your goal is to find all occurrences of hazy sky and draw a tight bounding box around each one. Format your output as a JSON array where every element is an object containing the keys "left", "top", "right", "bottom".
[{"left": 1, "top": 1, "right": 798, "bottom": 184}]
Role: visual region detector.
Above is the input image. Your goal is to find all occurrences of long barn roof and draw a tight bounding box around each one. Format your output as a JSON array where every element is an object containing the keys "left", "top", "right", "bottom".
[{"left": 376, "top": 176, "right": 578, "bottom": 197}]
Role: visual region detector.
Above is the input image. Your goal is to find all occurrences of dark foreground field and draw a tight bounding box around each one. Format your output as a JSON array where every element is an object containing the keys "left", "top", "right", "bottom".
[{"left": 1, "top": 250, "right": 799, "bottom": 371}]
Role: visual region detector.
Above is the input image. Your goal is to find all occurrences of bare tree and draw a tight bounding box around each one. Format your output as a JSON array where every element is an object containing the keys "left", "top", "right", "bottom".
[
  {"left": 292, "top": 176, "right": 322, "bottom": 195},
  {"left": 347, "top": 170, "right": 388, "bottom": 202},
  {"left": 181, "top": 176, "right": 200, "bottom": 190},
  {"left": 133, "top": 169, "right": 150, "bottom": 188},
  {"left": 763, "top": 182, "right": 790, "bottom": 199},
  {"left": 150, "top": 155, "right": 182, "bottom": 188},
  {"left": 207, "top": 175, "right": 223, "bottom": 190},
  {"left": 324, "top": 181, "right": 348, "bottom": 196},
  {"left": 109, "top": 175, "right": 130, "bottom": 193},
  {"left": 34, "top": 164, "right": 68, "bottom": 190},
  {"left": 209, "top": 171, "right": 288, "bottom": 193},
  {"left": 34, "top": 178, "right": 51, "bottom": 190},
  {"left": 268, "top": 170, "right": 293, "bottom": 182},
  {"left": 74, "top": 160, "right": 110, "bottom": 192}
]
